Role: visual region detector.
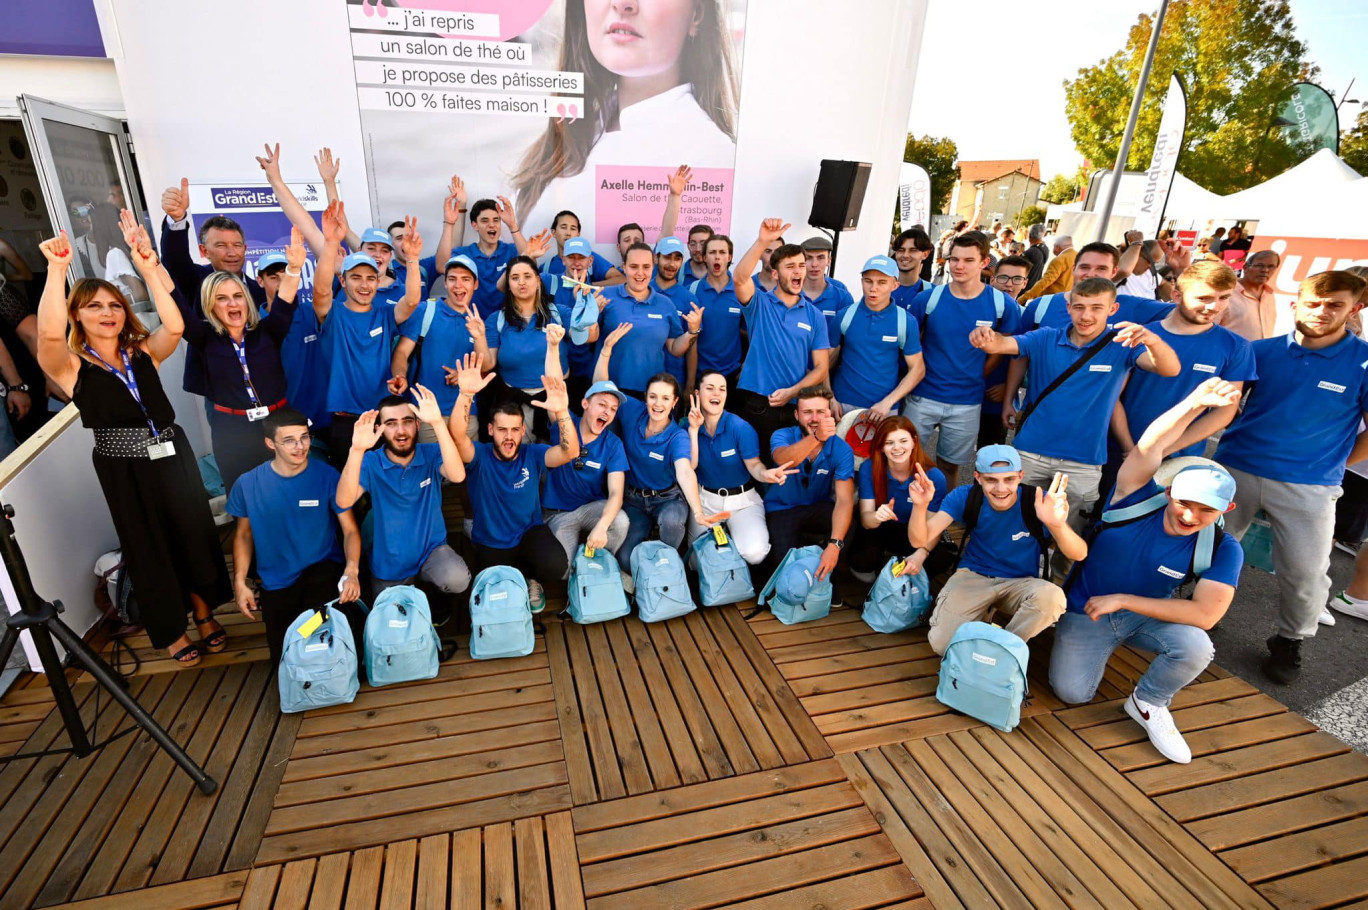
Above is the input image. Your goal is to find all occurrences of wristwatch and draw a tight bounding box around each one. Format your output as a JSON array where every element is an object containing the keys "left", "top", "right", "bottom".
[
  {"left": 6, "top": 383, "right": 27, "bottom": 393},
  {"left": 827, "top": 538, "right": 844, "bottom": 550}
]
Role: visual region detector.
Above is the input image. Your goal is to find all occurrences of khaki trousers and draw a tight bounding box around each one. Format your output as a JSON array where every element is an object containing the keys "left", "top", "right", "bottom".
[{"left": 928, "top": 568, "right": 1067, "bottom": 655}]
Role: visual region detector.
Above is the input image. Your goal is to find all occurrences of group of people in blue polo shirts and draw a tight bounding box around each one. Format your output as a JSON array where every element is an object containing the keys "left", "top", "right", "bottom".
[{"left": 172, "top": 160, "right": 1368, "bottom": 768}]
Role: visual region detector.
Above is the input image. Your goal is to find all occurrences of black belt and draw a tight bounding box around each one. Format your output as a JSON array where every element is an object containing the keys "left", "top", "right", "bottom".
[
  {"left": 703, "top": 481, "right": 754, "bottom": 496},
  {"left": 629, "top": 486, "right": 675, "bottom": 498}
]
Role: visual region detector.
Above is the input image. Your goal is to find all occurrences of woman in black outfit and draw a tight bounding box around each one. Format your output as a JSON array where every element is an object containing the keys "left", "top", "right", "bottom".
[
  {"left": 181, "top": 228, "right": 305, "bottom": 492},
  {"left": 36, "top": 213, "right": 231, "bottom": 667}
]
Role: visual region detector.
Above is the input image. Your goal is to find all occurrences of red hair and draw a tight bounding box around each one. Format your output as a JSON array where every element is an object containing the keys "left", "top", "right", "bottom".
[{"left": 869, "top": 416, "right": 932, "bottom": 503}]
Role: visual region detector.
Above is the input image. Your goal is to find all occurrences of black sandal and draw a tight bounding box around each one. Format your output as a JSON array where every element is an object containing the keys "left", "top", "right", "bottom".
[
  {"left": 194, "top": 616, "right": 229, "bottom": 653},
  {"left": 171, "top": 642, "right": 202, "bottom": 667}
]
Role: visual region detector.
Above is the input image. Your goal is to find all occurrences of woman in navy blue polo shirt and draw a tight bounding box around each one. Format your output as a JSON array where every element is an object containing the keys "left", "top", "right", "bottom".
[
  {"left": 851, "top": 416, "right": 946, "bottom": 581},
  {"left": 485, "top": 255, "right": 567, "bottom": 442},
  {"left": 182, "top": 227, "right": 307, "bottom": 493},
  {"left": 596, "top": 324, "right": 723, "bottom": 571}
]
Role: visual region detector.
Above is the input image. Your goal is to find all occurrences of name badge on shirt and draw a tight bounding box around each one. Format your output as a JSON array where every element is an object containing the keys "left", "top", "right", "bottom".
[
  {"left": 298, "top": 499, "right": 320, "bottom": 507},
  {"left": 1192, "top": 363, "right": 1216, "bottom": 373},
  {"left": 1011, "top": 531, "right": 1031, "bottom": 541},
  {"left": 822, "top": 309, "right": 836, "bottom": 317},
  {"left": 304, "top": 334, "right": 318, "bottom": 343},
  {"left": 882, "top": 335, "right": 898, "bottom": 343},
  {"left": 147, "top": 440, "right": 175, "bottom": 460},
  {"left": 975, "top": 320, "right": 993, "bottom": 327},
  {"left": 1319, "top": 381, "right": 1347, "bottom": 393},
  {"left": 817, "top": 468, "right": 829, "bottom": 475},
  {"left": 648, "top": 451, "right": 665, "bottom": 461},
  {"left": 420, "top": 477, "right": 432, "bottom": 488},
  {"left": 1088, "top": 364, "right": 1112, "bottom": 373},
  {"left": 585, "top": 460, "right": 602, "bottom": 470},
  {"left": 721, "top": 448, "right": 736, "bottom": 457},
  {"left": 246, "top": 406, "right": 270, "bottom": 421},
  {"left": 647, "top": 313, "right": 663, "bottom": 319},
  {"left": 1157, "top": 564, "right": 1185, "bottom": 579},
  {"left": 368, "top": 326, "right": 384, "bottom": 337},
  {"left": 797, "top": 322, "right": 812, "bottom": 331},
  {"left": 728, "top": 307, "right": 741, "bottom": 314}
]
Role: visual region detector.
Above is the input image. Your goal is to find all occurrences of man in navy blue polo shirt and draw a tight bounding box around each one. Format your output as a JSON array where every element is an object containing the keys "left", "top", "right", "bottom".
[
  {"left": 909, "top": 445, "right": 1085, "bottom": 655},
  {"left": 649, "top": 235, "right": 697, "bottom": 390},
  {"left": 831, "top": 255, "right": 926, "bottom": 421},
  {"left": 543, "top": 380, "right": 632, "bottom": 574},
  {"left": 801, "top": 236, "right": 856, "bottom": 340},
  {"left": 971, "top": 277, "right": 1180, "bottom": 540},
  {"left": 337, "top": 386, "right": 471, "bottom": 600},
  {"left": 890, "top": 227, "right": 933, "bottom": 311},
  {"left": 230, "top": 407, "right": 362, "bottom": 666},
  {"left": 597, "top": 242, "right": 702, "bottom": 395},
  {"left": 1216, "top": 270, "right": 1368, "bottom": 684},
  {"left": 689, "top": 235, "right": 745, "bottom": 396},
  {"left": 449, "top": 355, "right": 582, "bottom": 608},
  {"left": 905, "top": 231, "right": 1021, "bottom": 487},
  {"left": 763, "top": 387, "right": 856, "bottom": 584},
  {"left": 1052, "top": 379, "right": 1246, "bottom": 764},
  {"left": 731, "top": 219, "right": 833, "bottom": 466},
  {"left": 456, "top": 197, "right": 530, "bottom": 317}
]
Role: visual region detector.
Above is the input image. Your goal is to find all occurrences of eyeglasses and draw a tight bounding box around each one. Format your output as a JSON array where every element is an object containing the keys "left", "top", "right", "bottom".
[
  {"left": 994, "top": 276, "right": 1029, "bottom": 285},
  {"left": 278, "top": 433, "right": 312, "bottom": 448}
]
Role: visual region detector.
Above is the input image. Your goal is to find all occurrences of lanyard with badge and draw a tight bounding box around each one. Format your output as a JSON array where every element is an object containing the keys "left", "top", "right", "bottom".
[
  {"left": 229, "top": 337, "right": 270, "bottom": 420},
  {"left": 84, "top": 345, "right": 175, "bottom": 459}
]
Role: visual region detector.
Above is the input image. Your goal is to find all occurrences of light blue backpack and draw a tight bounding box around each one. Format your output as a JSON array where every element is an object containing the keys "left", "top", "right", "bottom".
[
  {"left": 279, "top": 601, "right": 360, "bottom": 713},
  {"left": 630, "top": 540, "right": 696, "bottom": 622},
  {"left": 690, "top": 526, "right": 755, "bottom": 607},
  {"left": 935, "top": 621, "right": 1030, "bottom": 732},
  {"left": 364, "top": 585, "right": 439, "bottom": 686},
  {"left": 862, "top": 557, "right": 932, "bottom": 633},
  {"left": 757, "top": 546, "right": 832, "bottom": 625},
  {"left": 567, "top": 546, "right": 631, "bottom": 624},
  {"left": 469, "top": 566, "right": 536, "bottom": 658}
]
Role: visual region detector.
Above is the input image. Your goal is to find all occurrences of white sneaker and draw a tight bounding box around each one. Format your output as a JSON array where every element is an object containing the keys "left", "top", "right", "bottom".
[
  {"left": 1124, "top": 692, "right": 1192, "bottom": 764},
  {"left": 1328, "top": 591, "right": 1368, "bottom": 621},
  {"left": 1319, "top": 606, "right": 1337, "bottom": 627}
]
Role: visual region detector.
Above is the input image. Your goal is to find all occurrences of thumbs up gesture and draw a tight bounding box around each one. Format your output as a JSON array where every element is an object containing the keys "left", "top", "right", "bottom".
[{"left": 162, "top": 177, "right": 190, "bottom": 221}]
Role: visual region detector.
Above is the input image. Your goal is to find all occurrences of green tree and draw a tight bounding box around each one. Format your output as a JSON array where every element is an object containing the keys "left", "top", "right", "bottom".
[
  {"left": 1017, "top": 205, "right": 1047, "bottom": 228},
  {"left": 1342, "top": 108, "right": 1368, "bottom": 176},
  {"left": 1064, "top": 0, "right": 1318, "bottom": 194},
  {"left": 903, "top": 134, "right": 959, "bottom": 213},
  {"left": 1039, "top": 174, "right": 1080, "bottom": 204}
]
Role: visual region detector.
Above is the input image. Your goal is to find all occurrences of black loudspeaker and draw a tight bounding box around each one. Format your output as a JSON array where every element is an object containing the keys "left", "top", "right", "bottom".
[{"left": 809, "top": 159, "right": 872, "bottom": 231}]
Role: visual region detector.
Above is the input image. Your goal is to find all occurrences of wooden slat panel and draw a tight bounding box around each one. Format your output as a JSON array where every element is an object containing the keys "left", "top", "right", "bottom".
[
  {"left": 273, "top": 859, "right": 318, "bottom": 910},
  {"left": 1103, "top": 712, "right": 1316, "bottom": 773},
  {"left": 664, "top": 619, "right": 761, "bottom": 775},
  {"left": 1128, "top": 732, "right": 1350, "bottom": 797},
  {"left": 544, "top": 622, "right": 597, "bottom": 805},
  {"left": 415, "top": 833, "right": 449, "bottom": 910},
  {"left": 583, "top": 623, "right": 653, "bottom": 793},
  {"left": 342, "top": 845, "right": 384, "bottom": 910},
  {"left": 307, "top": 852, "right": 349, "bottom": 910},
  {"left": 562, "top": 622, "right": 626, "bottom": 802},
  {"left": 1156, "top": 751, "right": 1368, "bottom": 823},
  {"left": 543, "top": 811, "right": 587, "bottom": 910},
  {"left": 450, "top": 828, "right": 482, "bottom": 910},
  {"left": 41, "top": 871, "right": 249, "bottom": 910},
  {"left": 1256, "top": 853, "right": 1368, "bottom": 909},
  {"left": 716, "top": 865, "right": 921, "bottom": 910},
  {"left": 621, "top": 617, "right": 708, "bottom": 784},
  {"left": 1187, "top": 781, "right": 1368, "bottom": 851},
  {"left": 483, "top": 822, "right": 516, "bottom": 910},
  {"left": 1222, "top": 815, "right": 1368, "bottom": 883},
  {"left": 1075, "top": 692, "right": 1287, "bottom": 750},
  {"left": 603, "top": 621, "right": 680, "bottom": 790},
  {"left": 514, "top": 816, "right": 551, "bottom": 910},
  {"left": 643, "top": 619, "right": 735, "bottom": 779}
]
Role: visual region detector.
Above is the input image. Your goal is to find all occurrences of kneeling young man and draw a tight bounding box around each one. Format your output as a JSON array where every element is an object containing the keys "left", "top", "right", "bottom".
[
  {"left": 1050, "top": 379, "right": 1245, "bottom": 764},
  {"left": 908, "top": 445, "right": 1086, "bottom": 655}
]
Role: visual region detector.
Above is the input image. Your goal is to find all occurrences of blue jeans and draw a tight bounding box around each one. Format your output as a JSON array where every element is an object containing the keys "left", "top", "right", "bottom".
[
  {"left": 1049, "top": 610, "right": 1214, "bottom": 707},
  {"left": 618, "top": 487, "right": 688, "bottom": 572}
]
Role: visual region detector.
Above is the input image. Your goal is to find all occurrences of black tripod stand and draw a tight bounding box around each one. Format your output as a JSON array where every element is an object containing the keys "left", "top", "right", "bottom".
[{"left": 0, "top": 501, "right": 215, "bottom": 794}]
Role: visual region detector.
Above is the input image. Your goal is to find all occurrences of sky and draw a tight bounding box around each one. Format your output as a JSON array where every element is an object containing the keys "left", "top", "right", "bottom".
[{"left": 906, "top": 0, "right": 1365, "bottom": 182}]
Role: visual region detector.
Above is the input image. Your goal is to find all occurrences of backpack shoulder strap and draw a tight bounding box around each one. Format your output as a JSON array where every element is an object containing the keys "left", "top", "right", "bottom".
[
  {"left": 689, "top": 278, "right": 702, "bottom": 295},
  {"left": 925, "top": 283, "right": 947, "bottom": 317},
  {"left": 1032, "top": 293, "right": 1058, "bottom": 326},
  {"left": 896, "top": 306, "right": 908, "bottom": 347},
  {"left": 1013, "top": 327, "right": 1120, "bottom": 431},
  {"left": 1016, "top": 485, "right": 1052, "bottom": 578},
  {"left": 962, "top": 484, "right": 984, "bottom": 535},
  {"left": 1100, "top": 490, "right": 1169, "bottom": 526},
  {"left": 1191, "top": 523, "right": 1222, "bottom": 579},
  {"left": 545, "top": 273, "right": 562, "bottom": 296},
  {"left": 496, "top": 311, "right": 506, "bottom": 334},
  {"left": 991, "top": 288, "right": 1006, "bottom": 321},
  {"left": 838, "top": 303, "right": 860, "bottom": 338},
  {"left": 419, "top": 297, "right": 438, "bottom": 338}
]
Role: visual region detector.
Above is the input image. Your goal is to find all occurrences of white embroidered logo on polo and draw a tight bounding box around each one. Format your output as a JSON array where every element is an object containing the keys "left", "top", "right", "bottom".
[
  {"left": 1011, "top": 531, "right": 1031, "bottom": 541},
  {"left": 647, "top": 313, "right": 663, "bottom": 319},
  {"left": 513, "top": 467, "right": 531, "bottom": 488},
  {"left": 1157, "top": 565, "right": 1185, "bottom": 579},
  {"left": 1319, "top": 381, "right": 1346, "bottom": 393},
  {"left": 728, "top": 307, "right": 741, "bottom": 314}
]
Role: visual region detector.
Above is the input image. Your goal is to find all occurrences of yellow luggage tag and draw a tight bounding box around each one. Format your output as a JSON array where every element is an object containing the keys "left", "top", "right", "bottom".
[
  {"left": 890, "top": 559, "right": 907, "bottom": 578},
  {"left": 584, "top": 544, "right": 595, "bottom": 559},
  {"left": 712, "top": 525, "right": 730, "bottom": 547},
  {"left": 297, "top": 608, "right": 326, "bottom": 638}
]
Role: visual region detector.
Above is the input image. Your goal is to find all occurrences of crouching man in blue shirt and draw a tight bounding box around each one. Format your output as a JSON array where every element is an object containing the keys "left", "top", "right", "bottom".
[
  {"left": 229, "top": 407, "right": 362, "bottom": 666},
  {"left": 1050, "top": 379, "right": 1246, "bottom": 764},
  {"left": 908, "top": 444, "right": 1087, "bottom": 655},
  {"left": 337, "top": 385, "right": 472, "bottom": 600}
]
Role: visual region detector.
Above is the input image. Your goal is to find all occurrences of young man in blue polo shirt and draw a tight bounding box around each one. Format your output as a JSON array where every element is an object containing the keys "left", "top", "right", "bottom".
[
  {"left": 449, "top": 355, "right": 582, "bottom": 608},
  {"left": 542, "top": 380, "right": 632, "bottom": 577},
  {"left": 546, "top": 238, "right": 605, "bottom": 405},
  {"left": 731, "top": 219, "right": 833, "bottom": 466},
  {"left": 541, "top": 210, "right": 622, "bottom": 284},
  {"left": 1052, "top": 379, "right": 1246, "bottom": 764},
  {"left": 689, "top": 235, "right": 745, "bottom": 396},
  {"left": 597, "top": 242, "right": 702, "bottom": 396},
  {"left": 314, "top": 201, "right": 424, "bottom": 467},
  {"left": 337, "top": 386, "right": 471, "bottom": 600},
  {"left": 905, "top": 231, "right": 1021, "bottom": 487},
  {"left": 908, "top": 445, "right": 1085, "bottom": 654},
  {"left": 649, "top": 235, "right": 697, "bottom": 390},
  {"left": 890, "top": 228, "right": 933, "bottom": 311},
  {"left": 831, "top": 255, "right": 926, "bottom": 421},
  {"left": 801, "top": 236, "right": 856, "bottom": 340},
  {"left": 1215, "top": 270, "right": 1368, "bottom": 683},
  {"left": 971, "top": 277, "right": 1180, "bottom": 540},
  {"left": 456, "top": 197, "right": 530, "bottom": 317},
  {"left": 230, "top": 408, "right": 362, "bottom": 666},
  {"left": 763, "top": 387, "right": 856, "bottom": 584},
  {"left": 1014, "top": 242, "right": 1174, "bottom": 334},
  {"left": 390, "top": 254, "right": 490, "bottom": 441}
]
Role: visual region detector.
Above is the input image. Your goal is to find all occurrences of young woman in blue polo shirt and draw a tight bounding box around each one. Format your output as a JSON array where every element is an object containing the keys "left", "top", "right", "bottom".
[
  {"left": 851, "top": 416, "right": 946, "bottom": 581},
  {"left": 596, "top": 324, "right": 723, "bottom": 571},
  {"left": 484, "top": 255, "right": 568, "bottom": 442}
]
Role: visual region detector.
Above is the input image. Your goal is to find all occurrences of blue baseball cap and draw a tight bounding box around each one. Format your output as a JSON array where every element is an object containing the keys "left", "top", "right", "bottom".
[
  {"left": 255, "top": 251, "right": 287, "bottom": 273},
  {"left": 583, "top": 380, "right": 626, "bottom": 405},
  {"left": 569, "top": 287, "right": 601, "bottom": 345},
  {"left": 360, "top": 227, "right": 394, "bottom": 249},
  {"left": 444, "top": 254, "right": 479, "bottom": 278},
  {"left": 975, "top": 444, "right": 1022, "bottom": 473},
  {"left": 777, "top": 559, "right": 818, "bottom": 604},
  {"left": 654, "top": 236, "right": 687, "bottom": 257},
  {"left": 862, "top": 255, "right": 897, "bottom": 278},
  {"left": 563, "top": 238, "right": 593, "bottom": 257},
  {"left": 1168, "top": 463, "right": 1237, "bottom": 511},
  {"left": 341, "top": 252, "right": 380, "bottom": 273}
]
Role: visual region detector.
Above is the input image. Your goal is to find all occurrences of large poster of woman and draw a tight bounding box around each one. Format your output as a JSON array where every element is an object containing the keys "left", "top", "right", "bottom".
[{"left": 346, "top": 0, "right": 747, "bottom": 255}]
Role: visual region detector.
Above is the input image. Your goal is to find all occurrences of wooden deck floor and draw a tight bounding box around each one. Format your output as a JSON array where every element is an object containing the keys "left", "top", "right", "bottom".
[{"left": 1, "top": 601, "right": 1365, "bottom": 910}]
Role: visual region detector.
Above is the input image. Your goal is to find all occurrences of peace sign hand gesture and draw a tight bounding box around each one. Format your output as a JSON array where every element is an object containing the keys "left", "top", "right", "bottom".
[
  {"left": 761, "top": 460, "right": 800, "bottom": 485},
  {"left": 322, "top": 200, "right": 349, "bottom": 245},
  {"left": 285, "top": 226, "right": 307, "bottom": 271},
  {"left": 1034, "top": 472, "right": 1071, "bottom": 529},
  {"left": 255, "top": 143, "right": 283, "bottom": 183},
  {"left": 686, "top": 393, "right": 704, "bottom": 430},
  {"left": 119, "top": 211, "right": 158, "bottom": 274},
  {"left": 398, "top": 216, "right": 423, "bottom": 262}
]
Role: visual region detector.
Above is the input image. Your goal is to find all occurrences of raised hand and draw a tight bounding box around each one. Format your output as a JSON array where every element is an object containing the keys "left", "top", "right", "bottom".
[
  {"left": 1186, "top": 377, "right": 1242, "bottom": 410},
  {"left": 496, "top": 195, "right": 520, "bottom": 234},
  {"left": 255, "top": 142, "right": 283, "bottom": 183},
  {"left": 686, "top": 392, "right": 704, "bottom": 430},
  {"left": 907, "top": 463, "right": 938, "bottom": 507},
  {"left": 39, "top": 233, "right": 72, "bottom": 269},
  {"left": 455, "top": 351, "right": 494, "bottom": 394},
  {"left": 399, "top": 216, "right": 423, "bottom": 261},
  {"left": 603, "top": 321, "right": 632, "bottom": 349},
  {"left": 350, "top": 409, "right": 382, "bottom": 451},
  {"left": 1112, "top": 321, "right": 1152, "bottom": 348},
  {"left": 119, "top": 210, "right": 155, "bottom": 263},
  {"left": 667, "top": 165, "right": 692, "bottom": 196},
  {"left": 448, "top": 174, "right": 467, "bottom": 208},
  {"left": 1034, "top": 471, "right": 1071, "bottom": 528},
  {"left": 314, "top": 147, "right": 341, "bottom": 183},
  {"left": 683, "top": 302, "right": 703, "bottom": 334},
  {"left": 545, "top": 322, "right": 565, "bottom": 346},
  {"left": 443, "top": 190, "right": 462, "bottom": 225},
  {"left": 524, "top": 228, "right": 552, "bottom": 260},
  {"left": 757, "top": 218, "right": 790, "bottom": 245},
  {"left": 285, "top": 226, "right": 307, "bottom": 271},
  {"left": 464, "top": 308, "right": 485, "bottom": 340},
  {"left": 409, "top": 383, "right": 443, "bottom": 426},
  {"left": 533, "top": 373, "right": 570, "bottom": 415},
  {"left": 387, "top": 374, "right": 408, "bottom": 395},
  {"left": 161, "top": 177, "right": 190, "bottom": 221},
  {"left": 874, "top": 498, "right": 898, "bottom": 523},
  {"left": 968, "top": 326, "right": 997, "bottom": 350},
  {"left": 762, "top": 460, "right": 800, "bottom": 485},
  {"left": 322, "top": 200, "right": 348, "bottom": 245}
]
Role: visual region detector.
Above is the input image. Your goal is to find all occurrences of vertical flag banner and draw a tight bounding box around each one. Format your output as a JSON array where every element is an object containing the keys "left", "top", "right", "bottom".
[
  {"left": 1274, "top": 82, "right": 1340, "bottom": 155},
  {"left": 897, "top": 163, "right": 931, "bottom": 229},
  {"left": 343, "top": 0, "right": 749, "bottom": 259},
  {"left": 1133, "top": 73, "right": 1186, "bottom": 238}
]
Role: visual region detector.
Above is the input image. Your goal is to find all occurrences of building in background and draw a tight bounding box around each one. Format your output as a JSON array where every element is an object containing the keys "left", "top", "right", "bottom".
[{"left": 946, "top": 159, "right": 1042, "bottom": 225}]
